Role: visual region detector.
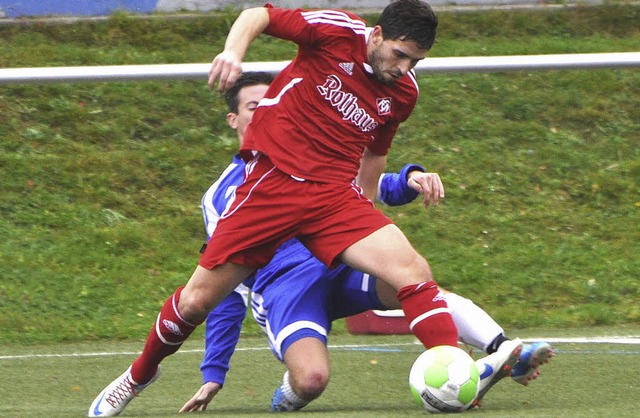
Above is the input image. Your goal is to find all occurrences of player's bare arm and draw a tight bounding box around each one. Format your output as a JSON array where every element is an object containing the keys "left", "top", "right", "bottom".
[
  {"left": 357, "top": 148, "right": 388, "bottom": 200},
  {"left": 208, "top": 7, "right": 270, "bottom": 92},
  {"left": 407, "top": 170, "right": 444, "bottom": 207}
]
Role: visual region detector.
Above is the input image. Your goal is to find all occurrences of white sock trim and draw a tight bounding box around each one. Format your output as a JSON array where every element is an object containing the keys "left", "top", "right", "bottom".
[{"left": 281, "top": 371, "right": 307, "bottom": 407}]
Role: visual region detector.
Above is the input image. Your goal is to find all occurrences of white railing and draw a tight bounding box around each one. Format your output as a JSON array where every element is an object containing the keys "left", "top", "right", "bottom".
[{"left": 0, "top": 52, "right": 638, "bottom": 84}]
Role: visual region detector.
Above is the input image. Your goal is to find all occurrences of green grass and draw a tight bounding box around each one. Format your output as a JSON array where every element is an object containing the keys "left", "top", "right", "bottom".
[
  {"left": 1, "top": 329, "right": 640, "bottom": 417},
  {"left": 0, "top": 4, "right": 639, "bottom": 345}
]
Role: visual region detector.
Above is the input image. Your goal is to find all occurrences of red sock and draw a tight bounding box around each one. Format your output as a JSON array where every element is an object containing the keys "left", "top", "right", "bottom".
[
  {"left": 130, "top": 286, "right": 199, "bottom": 383},
  {"left": 398, "top": 281, "right": 458, "bottom": 349}
]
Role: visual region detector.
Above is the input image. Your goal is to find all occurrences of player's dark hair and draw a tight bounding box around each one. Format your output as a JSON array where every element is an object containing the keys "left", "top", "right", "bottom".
[
  {"left": 225, "top": 72, "right": 274, "bottom": 113},
  {"left": 377, "top": 0, "right": 438, "bottom": 50}
]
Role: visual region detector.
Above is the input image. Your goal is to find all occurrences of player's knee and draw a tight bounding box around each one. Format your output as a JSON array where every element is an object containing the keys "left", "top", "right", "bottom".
[
  {"left": 403, "top": 254, "right": 433, "bottom": 284},
  {"left": 176, "top": 287, "right": 211, "bottom": 324},
  {"left": 417, "top": 257, "right": 433, "bottom": 281},
  {"left": 293, "top": 369, "right": 329, "bottom": 400}
]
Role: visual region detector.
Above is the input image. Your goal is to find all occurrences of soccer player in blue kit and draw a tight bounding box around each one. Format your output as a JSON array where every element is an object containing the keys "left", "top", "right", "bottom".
[{"left": 178, "top": 73, "right": 553, "bottom": 413}]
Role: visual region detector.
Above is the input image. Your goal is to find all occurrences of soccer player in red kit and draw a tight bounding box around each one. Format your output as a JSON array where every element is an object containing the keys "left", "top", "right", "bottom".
[{"left": 89, "top": 1, "right": 522, "bottom": 416}]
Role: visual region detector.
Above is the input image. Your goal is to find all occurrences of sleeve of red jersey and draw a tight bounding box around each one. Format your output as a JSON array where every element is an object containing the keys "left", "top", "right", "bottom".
[
  {"left": 264, "top": 5, "right": 365, "bottom": 47},
  {"left": 264, "top": 5, "right": 314, "bottom": 44}
]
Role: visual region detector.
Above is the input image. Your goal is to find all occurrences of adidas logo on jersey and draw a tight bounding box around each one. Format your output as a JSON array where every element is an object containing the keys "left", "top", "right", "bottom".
[{"left": 339, "top": 62, "right": 354, "bottom": 76}]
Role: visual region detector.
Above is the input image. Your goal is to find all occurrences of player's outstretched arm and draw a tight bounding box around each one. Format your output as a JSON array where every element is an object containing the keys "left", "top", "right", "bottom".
[
  {"left": 208, "top": 7, "right": 270, "bottom": 92},
  {"left": 179, "top": 382, "right": 222, "bottom": 413},
  {"left": 182, "top": 285, "right": 249, "bottom": 412}
]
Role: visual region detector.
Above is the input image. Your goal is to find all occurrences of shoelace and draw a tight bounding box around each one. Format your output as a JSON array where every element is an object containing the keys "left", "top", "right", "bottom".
[{"left": 105, "top": 376, "right": 138, "bottom": 408}]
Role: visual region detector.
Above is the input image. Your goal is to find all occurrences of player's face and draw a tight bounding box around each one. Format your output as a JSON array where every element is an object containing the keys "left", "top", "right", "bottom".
[
  {"left": 226, "top": 83, "right": 270, "bottom": 146},
  {"left": 368, "top": 27, "right": 427, "bottom": 86}
]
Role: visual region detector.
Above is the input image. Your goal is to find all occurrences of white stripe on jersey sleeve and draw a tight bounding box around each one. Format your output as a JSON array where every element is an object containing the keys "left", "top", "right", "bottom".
[
  {"left": 257, "top": 77, "right": 303, "bottom": 107},
  {"left": 301, "top": 10, "right": 366, "bottom": 35},
  {"left": 302, "top": 9, "right": 367, "bottom": 27}
]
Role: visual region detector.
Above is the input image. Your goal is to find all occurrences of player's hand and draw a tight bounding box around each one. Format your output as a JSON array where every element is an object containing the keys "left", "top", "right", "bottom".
[
  {"left": 407, "top": 171, "right": 445, "bottom": 208},
  {"left": 179, "top": 381, "right": 222, "bottom": 413},
  {"left": 208, "top": 50, "right": 243, "bottom": 92}
]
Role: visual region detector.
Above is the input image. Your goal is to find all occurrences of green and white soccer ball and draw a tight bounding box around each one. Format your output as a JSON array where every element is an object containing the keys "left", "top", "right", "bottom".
[{"left": 409, "top": 345, "right": 480, "bottom": 413}]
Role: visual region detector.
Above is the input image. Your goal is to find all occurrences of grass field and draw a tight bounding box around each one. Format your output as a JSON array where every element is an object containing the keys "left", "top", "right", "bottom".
[
  {"left": 1, "top": 4, "right": 639, "bottom": 344},
  {"left": 2, "top": 326, "right": 640, "bottom": 417}
]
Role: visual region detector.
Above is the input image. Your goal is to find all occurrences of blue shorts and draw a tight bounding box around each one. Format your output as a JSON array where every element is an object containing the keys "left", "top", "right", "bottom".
[{"left": 250, "top": 239, "right": 386, "bottom": 361}]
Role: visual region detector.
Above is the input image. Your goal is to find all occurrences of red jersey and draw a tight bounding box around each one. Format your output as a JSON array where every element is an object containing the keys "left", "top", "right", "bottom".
[{"left": 241, "top": 5, "right": 420, "bottom": 184}]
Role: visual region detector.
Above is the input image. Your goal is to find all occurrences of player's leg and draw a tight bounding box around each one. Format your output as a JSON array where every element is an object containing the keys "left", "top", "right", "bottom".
[
  {"left": 302, "top": 183, "right": 522, "bottom": 404},
  {"left": 250, "top": 249, "right": 334, "bottom": 411},
  {"left": 271, "top": 265, "right": 400, "bottom": 411},
  {"left": 89, "top": 263, "right": 252, "bottom": 417},
  {"left": 374, "top": 280, "right": 515, "bottom": 354},
  {"left": 339, "top": 223, "right": 458, "bottom": 349},
  {"left": 272, "top": 336, "right": 331, "bottom": 411},
  {"left": 132, "top": 263, "right": 253, "bottom": 380},
  {"left": 370, "top": 278, "right": 505, "bottom": 347},
  {"left": 441, "top": 291, "right": 556, "bottom": 404},
  {"left": 373, "top": 282, "right": 547, "bottom": 407},
  {"left": 443, "top": 291, "right": 554, "bottom": 390},
  {"left": 443, "top": 291, "right": 505, "bottom": 352},
  {"left": 90, "top": 155, "right": 303, "bottom": 416},
  {"left": 335, "top": 225, "right": 520, "bottom": 406},
  {"left": 285, "top": 337, "right": 330, "bottom": 399},
  {"left": 372, "top": 274, "right": 401, "bottom": 309}
]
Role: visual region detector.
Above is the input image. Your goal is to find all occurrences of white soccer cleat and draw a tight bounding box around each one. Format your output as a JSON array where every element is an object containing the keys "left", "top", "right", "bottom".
[
  {"left": 473, "top": 338, "right": 523, "bottom": 405},
  {"left": 88, "top": 366, "right": 160, "bottom": 417}
]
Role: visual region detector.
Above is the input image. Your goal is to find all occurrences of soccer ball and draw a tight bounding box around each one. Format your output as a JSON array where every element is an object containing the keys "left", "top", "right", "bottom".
[{"left": 409, "top": 345, "right": 480, "bottom": 413}]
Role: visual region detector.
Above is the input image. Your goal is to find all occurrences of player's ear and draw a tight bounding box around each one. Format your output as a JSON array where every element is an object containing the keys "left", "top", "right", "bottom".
[
  {"left": 226, "top": 112, "right": 238, "bottom": 129},
  {"left": 371, "top": 25, "right": 384, "bottom": 46}
]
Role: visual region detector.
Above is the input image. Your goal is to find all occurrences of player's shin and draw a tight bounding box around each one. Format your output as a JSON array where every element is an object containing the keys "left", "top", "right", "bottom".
[
  {"left": 398, "top": 281, "right": 458, "bottom": 348},
  {"left": 131, "top": 286, "right": 200, "bottom": 384}
]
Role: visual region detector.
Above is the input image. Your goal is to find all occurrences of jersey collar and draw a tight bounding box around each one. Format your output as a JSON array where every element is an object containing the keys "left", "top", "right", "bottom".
[{"left": 363, "top": 27, "right": 374, "bottom": 74}]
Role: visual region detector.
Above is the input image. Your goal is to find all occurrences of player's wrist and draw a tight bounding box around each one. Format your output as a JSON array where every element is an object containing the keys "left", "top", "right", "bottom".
[
  {"left": 379, "top": 163, "right": 425, "bottom": 206},
  {"left": 201, "top": 367, "right": 227, "bottom": 387},
  {"left": 401, "top": 164, "right": 426, "bottom": 181}
]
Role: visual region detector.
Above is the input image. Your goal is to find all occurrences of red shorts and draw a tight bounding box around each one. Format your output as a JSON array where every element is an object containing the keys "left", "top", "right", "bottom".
[{"left": 199, "top": 154, "right": 393, "bottom": 270}]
